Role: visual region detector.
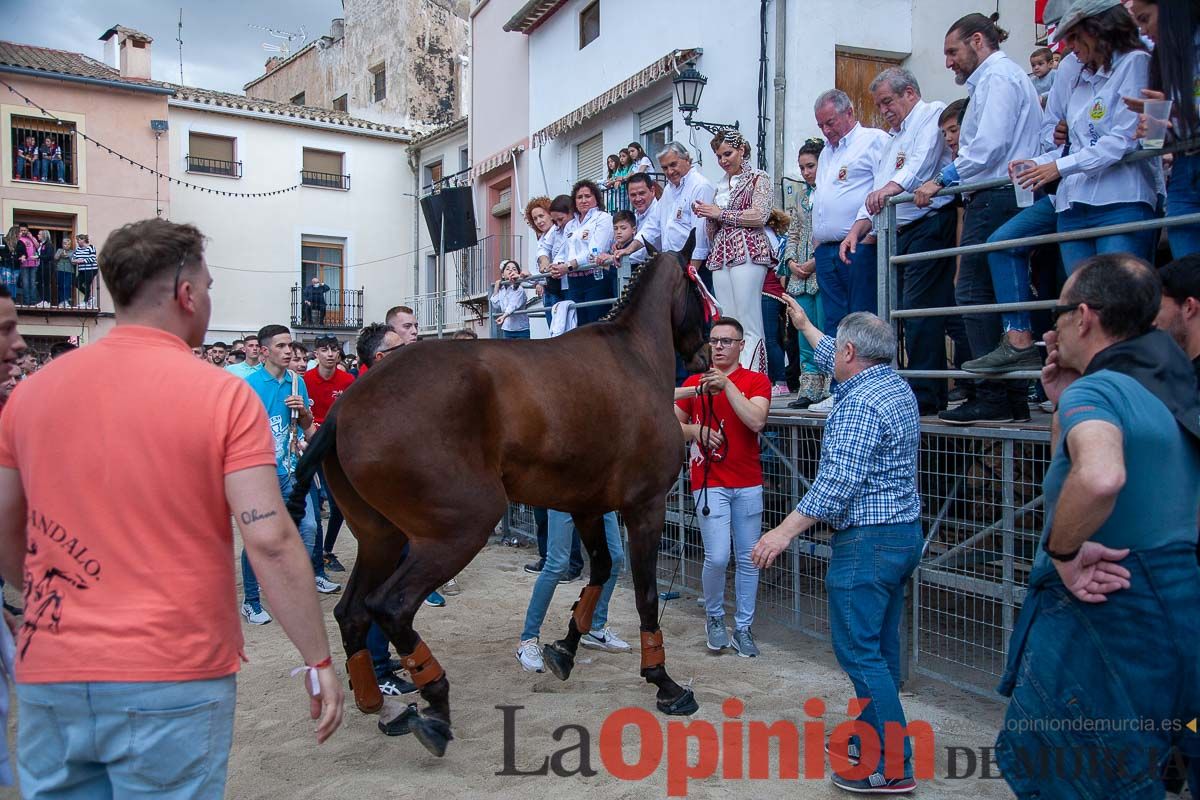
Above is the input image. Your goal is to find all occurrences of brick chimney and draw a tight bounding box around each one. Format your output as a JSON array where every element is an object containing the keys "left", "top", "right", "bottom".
[
  {"left": 99, "top": 25, "right": 153, "bottom": 80},
  {"left": 265, "top": 56, "right": 284, "bottom": 73}
]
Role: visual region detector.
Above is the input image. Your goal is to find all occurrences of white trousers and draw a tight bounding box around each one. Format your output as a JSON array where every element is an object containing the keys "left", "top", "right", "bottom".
[{"left": 711, "top": 262, "right": 768, "bottom": 373}]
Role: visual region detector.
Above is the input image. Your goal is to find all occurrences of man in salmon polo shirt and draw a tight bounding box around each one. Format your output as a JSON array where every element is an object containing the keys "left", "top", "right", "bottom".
[{"left": 0, "top": 218, "right": 344, "bottom": 798}]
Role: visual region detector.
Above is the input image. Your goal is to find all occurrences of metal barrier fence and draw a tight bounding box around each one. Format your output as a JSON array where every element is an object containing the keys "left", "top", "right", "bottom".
[{"left": 502, "top": 413, "right": 1050, "bottom": 698}]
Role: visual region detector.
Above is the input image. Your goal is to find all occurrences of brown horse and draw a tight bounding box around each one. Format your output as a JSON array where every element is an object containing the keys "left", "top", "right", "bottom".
[{"left": 288, "top": 234, "right": 709, "bottom": 757}]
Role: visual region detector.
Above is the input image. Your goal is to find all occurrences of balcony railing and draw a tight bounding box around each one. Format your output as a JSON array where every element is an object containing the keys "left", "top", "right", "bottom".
[
  {"left": 301, "top": 170, "right": 351, "bottom": 190},
  {"left": 406, "top": 290, "right": 470, "bottom": 334},
  {"left": 186, "top": 155, "right": 243, "bottom": 178},
  {"left": 290, "top": 285, "right": 363, "bottom": 329},
  {"left": 452, "top": 234, "right": 524, "bottom": 300},
  {"left": 11, "top": 117, "right": 77, "bottom": 186},
  {"left": 602, "top": 171, "right": 667, "bottom": 214},
  {"left": 422, "top": 166, "right": 472, "bottom": 195},
  {"left": 7, "top": 268, "right": 100, "bottom": 313}
]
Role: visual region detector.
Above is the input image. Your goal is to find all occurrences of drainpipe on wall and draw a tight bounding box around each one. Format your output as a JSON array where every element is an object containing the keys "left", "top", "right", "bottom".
[
  {"left": 408, "top": 149, "right": 421, "bottom": 299},
  {"left": 773, "top": 0, "right": 787, "bottom": 202}
]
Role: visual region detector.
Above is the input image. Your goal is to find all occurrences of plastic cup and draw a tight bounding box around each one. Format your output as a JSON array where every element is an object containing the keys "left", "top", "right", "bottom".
[
  {"left": 1012, "top": 160, "right": 1036, "bottom": 208},
  {"left": 1142, "top": 99, "right": 1173, "bottom": 149}
]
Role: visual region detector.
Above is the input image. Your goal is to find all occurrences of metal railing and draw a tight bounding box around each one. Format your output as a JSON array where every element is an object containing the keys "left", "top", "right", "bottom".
[
  {"left": 423, "top": 166, "right": 472, "bottom": 194},
  {"left": 11, "top": 117, "right": 76, "bottom": 184},
  {"left": 301, "top": 170, "right": 351, "bottom": 190},
  {"left": 407, "top": 290, "right": 475, "bottom": 333},
  {"left": 602, "top": 171, "right": 667, "bottom": 213},
  {"left": 874, "top": 137, "right": 1200, "bottom": 384},
  {"left": 186, "top": 155, "right": 243, "bottom": 178},
  {"left": 289, "top": 285, "right": 363, "bottom": 329},
  {"left": 454, "top": 234, "right": 524, "bottom": 300},
  {"left": 500, "top": 413, "right": 1050, "bottom": 698}
]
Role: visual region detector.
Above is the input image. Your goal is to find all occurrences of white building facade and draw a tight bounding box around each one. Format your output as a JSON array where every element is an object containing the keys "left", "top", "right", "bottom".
[{"left": 166, "top": 87, "right": 415, "bottom": 346}]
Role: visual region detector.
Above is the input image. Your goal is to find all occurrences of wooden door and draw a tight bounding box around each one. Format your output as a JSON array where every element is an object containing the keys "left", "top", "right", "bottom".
[{"left": 835, "top": 51, "right": 903, "bottom": 131}]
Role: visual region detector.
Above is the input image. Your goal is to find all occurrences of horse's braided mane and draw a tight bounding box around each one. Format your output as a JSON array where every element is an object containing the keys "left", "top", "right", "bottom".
[{"left": 599, "top": 256, "right": 653, "bottom": 322}]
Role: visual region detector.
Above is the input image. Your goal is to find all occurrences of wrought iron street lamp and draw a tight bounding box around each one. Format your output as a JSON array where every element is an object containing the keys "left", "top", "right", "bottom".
[{"left": 672, "top": 62, "right": 739, "bottom": 135}]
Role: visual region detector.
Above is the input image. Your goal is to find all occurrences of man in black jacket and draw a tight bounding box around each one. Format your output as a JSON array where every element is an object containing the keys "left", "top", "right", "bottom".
[{"left": 303, "top": 277, "right": 330, "bottom": 325}]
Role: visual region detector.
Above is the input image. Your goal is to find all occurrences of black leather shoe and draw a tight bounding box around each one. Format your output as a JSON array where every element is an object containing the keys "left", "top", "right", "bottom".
[{"left": 786, "top": 397, "right": 813, "bottom": 409}]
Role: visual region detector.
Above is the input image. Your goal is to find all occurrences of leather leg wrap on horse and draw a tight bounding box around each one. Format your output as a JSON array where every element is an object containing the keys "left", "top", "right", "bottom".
[
  {"left": 400, "top": 639, "right": 445, "bottom": 688},
  {"left": 640, "top": 630, "right": 665, "bottom": 671},
  {"left": 571, "top": 585, "right": 603, "bottom": 633},
  {"left": 347, "top": 649, "right": 384, "bottom": 714}
]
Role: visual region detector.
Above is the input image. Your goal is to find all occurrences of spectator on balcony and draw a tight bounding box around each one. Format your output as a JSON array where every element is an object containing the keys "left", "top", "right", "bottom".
[
  {"left": 208, "top": 341, "right": 228, "bottom": 367},
  {"left": 0, "top": 228, "right": 17, "bottom": 300},
  {"left": 613, "top": 142, "right": 715, "bottom": 280},
  {"left": 535, "top": 194, "right": 574, "bottom": 325},
  {"left": 303, "top": 277, "right": 330, "bottom": 326},
  {"left": 54, "top": 235, "right": 75, "bottom": 308},
  {"left": 966, "top": 2, "right": 1156, "bottom": 378},
  {"left": 913, "top": 12, "right": 1042, "bottom": 426},
  {"left": 1127, "top": 0, "right": 1200, "bottom": 260},
  {"left": 490, "top": 260, "right": 531, "bottom": 339},
  {"left": 839, "top": 67, "right": 957, "bottom": 416},
  {"left": 559, "top": 180, "right": 615, "bottom": 325},
  {"left": 625, "top": 173, "right": 659, "bottom": 264},
  {"left": 601, "top": 152, "right": 631, "bottom": 211},
  {"left": 72, "top": 234, "right": 98, "bottom": 308},
  {"left": 36, "top": 230, "right": 54, "bottom": 310},
  {"left": 627, "top": 141, "right": 654, "bottom": 175},
  {"left": 811, "top": 90, "right": 889, "bottom": 349},
  {"left": 782, "top": 138, "right": 828, "bottom": 408},
  {"left": 37, "top": 137, "right": 65, "bottom": 183},
  {"left": 694, "top": 129, "right": 773, "bottom": 375},
  {"left": 14, "top": 136, "right": 37, "bottom": 181},
  {"left": 14, "top": 227, "right": 39, "bottom": 307},
  {"left": 675, "top": 316, "right": 770, "bottom": 657}
]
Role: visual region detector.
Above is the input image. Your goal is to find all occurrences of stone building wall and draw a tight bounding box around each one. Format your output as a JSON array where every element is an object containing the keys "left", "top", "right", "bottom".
[{"left": 245, "top": 0, "right": 468, "bottom": 133}]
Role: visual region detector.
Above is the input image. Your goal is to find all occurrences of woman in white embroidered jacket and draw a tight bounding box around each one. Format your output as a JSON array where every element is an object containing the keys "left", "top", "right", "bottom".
[{"left": 693, "top": 130, "right": 774, "bottom": 373}]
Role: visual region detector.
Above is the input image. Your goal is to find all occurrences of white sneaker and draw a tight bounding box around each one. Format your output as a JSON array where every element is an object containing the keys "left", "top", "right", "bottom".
[
  {"left": 808, "top": 396, "right": 835, "bottom": 414},
  {"left": 516, "top": 638, "right": 545, "bottom": 672},
  {"left": 440, "top": 577, "right": 461, "bottom": 596},
  {"left": 581, "top": 626, "right": 631, "bottom": 652},
  {"left": 241, "top": 601, "right": 272, "bottom": 625},
  {"left": 315, "top": 575, "right": 342, "bottom": 594}
]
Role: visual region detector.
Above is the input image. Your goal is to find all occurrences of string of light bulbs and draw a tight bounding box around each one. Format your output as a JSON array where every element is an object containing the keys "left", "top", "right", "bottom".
[{"left": 2, "top": 78, "right": 301, "bottom": 199}]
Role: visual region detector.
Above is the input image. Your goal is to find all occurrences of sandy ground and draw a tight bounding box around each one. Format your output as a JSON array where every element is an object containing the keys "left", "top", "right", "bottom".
[{"left": 216, "top": 529, "right": 1017, "bottom": 800}]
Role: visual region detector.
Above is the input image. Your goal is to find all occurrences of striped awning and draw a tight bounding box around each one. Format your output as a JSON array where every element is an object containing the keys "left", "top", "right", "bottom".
[
  {"left": 471, "top": 141, "right": 528, "bottom": 180},
  {"left": 530, "top": 48, "right": 699, "bottom": 149}
]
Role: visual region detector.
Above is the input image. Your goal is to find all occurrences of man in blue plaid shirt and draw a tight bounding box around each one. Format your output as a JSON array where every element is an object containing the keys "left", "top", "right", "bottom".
[{"left": 753, "top": 299, "right": 922, "bottom": 795}]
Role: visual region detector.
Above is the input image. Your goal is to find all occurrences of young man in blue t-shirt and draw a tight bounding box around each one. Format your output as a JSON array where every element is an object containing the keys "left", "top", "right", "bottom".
[{"left": 239, "top": 324, "right": 341, "bottom": 625}]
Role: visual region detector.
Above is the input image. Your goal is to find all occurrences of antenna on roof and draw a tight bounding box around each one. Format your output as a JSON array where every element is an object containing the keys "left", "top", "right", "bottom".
[
  {"left": 248, "top": 23, "right": 307, "bottom": 57},
  {"left": 176, "top": 9, "right": 184, "bottom": 85}
]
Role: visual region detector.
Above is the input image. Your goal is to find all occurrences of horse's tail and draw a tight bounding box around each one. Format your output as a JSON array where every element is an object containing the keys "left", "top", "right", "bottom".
[{"left": 286, "top": 406, "right": 339, "bottom": 528}]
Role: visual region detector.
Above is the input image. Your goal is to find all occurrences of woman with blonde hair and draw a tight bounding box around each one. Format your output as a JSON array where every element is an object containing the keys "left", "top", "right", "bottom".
[{"left": 693, "top": 129, "right": 773, "bottom": 373}]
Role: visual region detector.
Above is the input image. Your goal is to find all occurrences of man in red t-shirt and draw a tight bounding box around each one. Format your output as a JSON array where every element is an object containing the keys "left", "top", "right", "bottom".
[
  {"left": 304, "top": 335, "right": 355, "bottom": 572},
  {"left": 674, "top": 317, "right": 770, "bottom": 657}
]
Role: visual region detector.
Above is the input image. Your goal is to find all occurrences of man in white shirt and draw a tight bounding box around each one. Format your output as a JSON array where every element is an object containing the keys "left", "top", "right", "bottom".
[
  {"left": 811, "top": 89, "right": 889, "bottom": 335},
  {"left": 613, "top": 142, "right": 714, "bottom": 277},
  {"left": 913, "top": 12, "right": 1042, "bottom": 425},
  {"left": 840, "top": 68, "right": 956, "bottom": 414},
  {"left": 625, "top": 172, "right": 659, "bottom": 266}
]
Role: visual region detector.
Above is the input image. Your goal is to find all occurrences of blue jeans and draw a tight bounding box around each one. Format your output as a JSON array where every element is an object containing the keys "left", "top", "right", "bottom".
[
  {"left": 815, "top": 242, "right": 878, "bottom": 335},
  {"left": 17, "top": 676, "right": 236, "bottom": 799},
  {"left": 826, "top": 521, "right": 923, "bottom": 778},
  {"left": 18, "top": 268, "right": 39, "bottom": 306},
  {"left": 521, "top": 510, "right": 623, "bottom": 640},
  {"left": 16, "top": 156, "right": 35, "bottom": 180},
  {"left": 242, "top": 472, "right": 320, "bottom": 605},
  {"left": 0, "top": 267, "right": 16, "bottom": 299},
  {"left": 368, "top": 623, "right": 392, "bottom": 677},
  {"left": 760, "top": 295, "right": 786, "bottom": 383},
  {"left": 988, "top": 196, "right": 1057, "bottom": 334},
  {"left": 56, "top": 270, "right": 74, "bottom": 305},
  {"left": 1057, "top": 202, "right": 1156, "bottom": 274},
  {"left": 694, "top": 486, "right": 763, "bottom": 630},
  {"left": 1167, "top": 152, "right": 1200, "bottom": 259},
  {"left": 37, "top": 157, "right": 65, "bottom": 181},
  {"left": 502, "top": 328, "right": 530, "bottom": 339},
  {"left": 569, "top": 269, "right": 617, "bottom": 326},
  {"left": 996, "top": 543, "right": 1200, "bottom": 799}
]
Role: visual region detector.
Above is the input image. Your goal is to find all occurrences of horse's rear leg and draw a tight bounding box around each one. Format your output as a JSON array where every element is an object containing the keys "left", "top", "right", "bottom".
[
  {"left": 624, "top": 498, "right": 699, "bottom": 716},
  {"left": 542, "top": 513, "right": 615, "bottom": 681},
  {"left": 366, "top": 528, "right": 490, "bottom": 756}
]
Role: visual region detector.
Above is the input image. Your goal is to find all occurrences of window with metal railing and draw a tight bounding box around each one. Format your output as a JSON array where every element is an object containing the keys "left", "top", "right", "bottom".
[
  {"left": 187, "top": 132, "right": 241, "bottom": 177},
  {"left": 11, "top": 116, "right": 76, "bottom": 185},
  {"left": 301, "top": 147, "right": 349, "bottom": 190}
]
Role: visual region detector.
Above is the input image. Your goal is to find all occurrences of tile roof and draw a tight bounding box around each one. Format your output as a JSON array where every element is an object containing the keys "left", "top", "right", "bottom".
[
  {"left": 0, "top": 40, "right": 159, "bottom": 89},
  {"left": 169, "top": 84, "right": 417, "bottom": 138},
  {"left": 409, "top": 115, "right": 467, "bottom": 147}
]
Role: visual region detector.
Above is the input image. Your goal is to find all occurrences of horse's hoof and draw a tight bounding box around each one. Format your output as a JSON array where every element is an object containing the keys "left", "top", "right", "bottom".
[
  {"left": 657, "top": 688, "right": 699, "bottom": 716},
  {"left": 542, "top": 642, "right": 575, "bottom": 681},
  {"left": 413, "top": 713, "right": 454, "bottom": 757},
  {"left": 377, "top": 702, "right": 418, "bottom": 736}
]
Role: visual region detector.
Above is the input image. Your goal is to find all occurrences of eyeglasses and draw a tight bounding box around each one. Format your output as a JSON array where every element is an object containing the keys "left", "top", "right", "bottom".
[
  {"left": 1050, "top": 302, "right": 1102, "bottom": 324},
  {"left": 707, "top": 337, "right": 743, "bottom": 348},
  {"left": 172, "top": 257, "right": 187, "bottom": 299}
]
